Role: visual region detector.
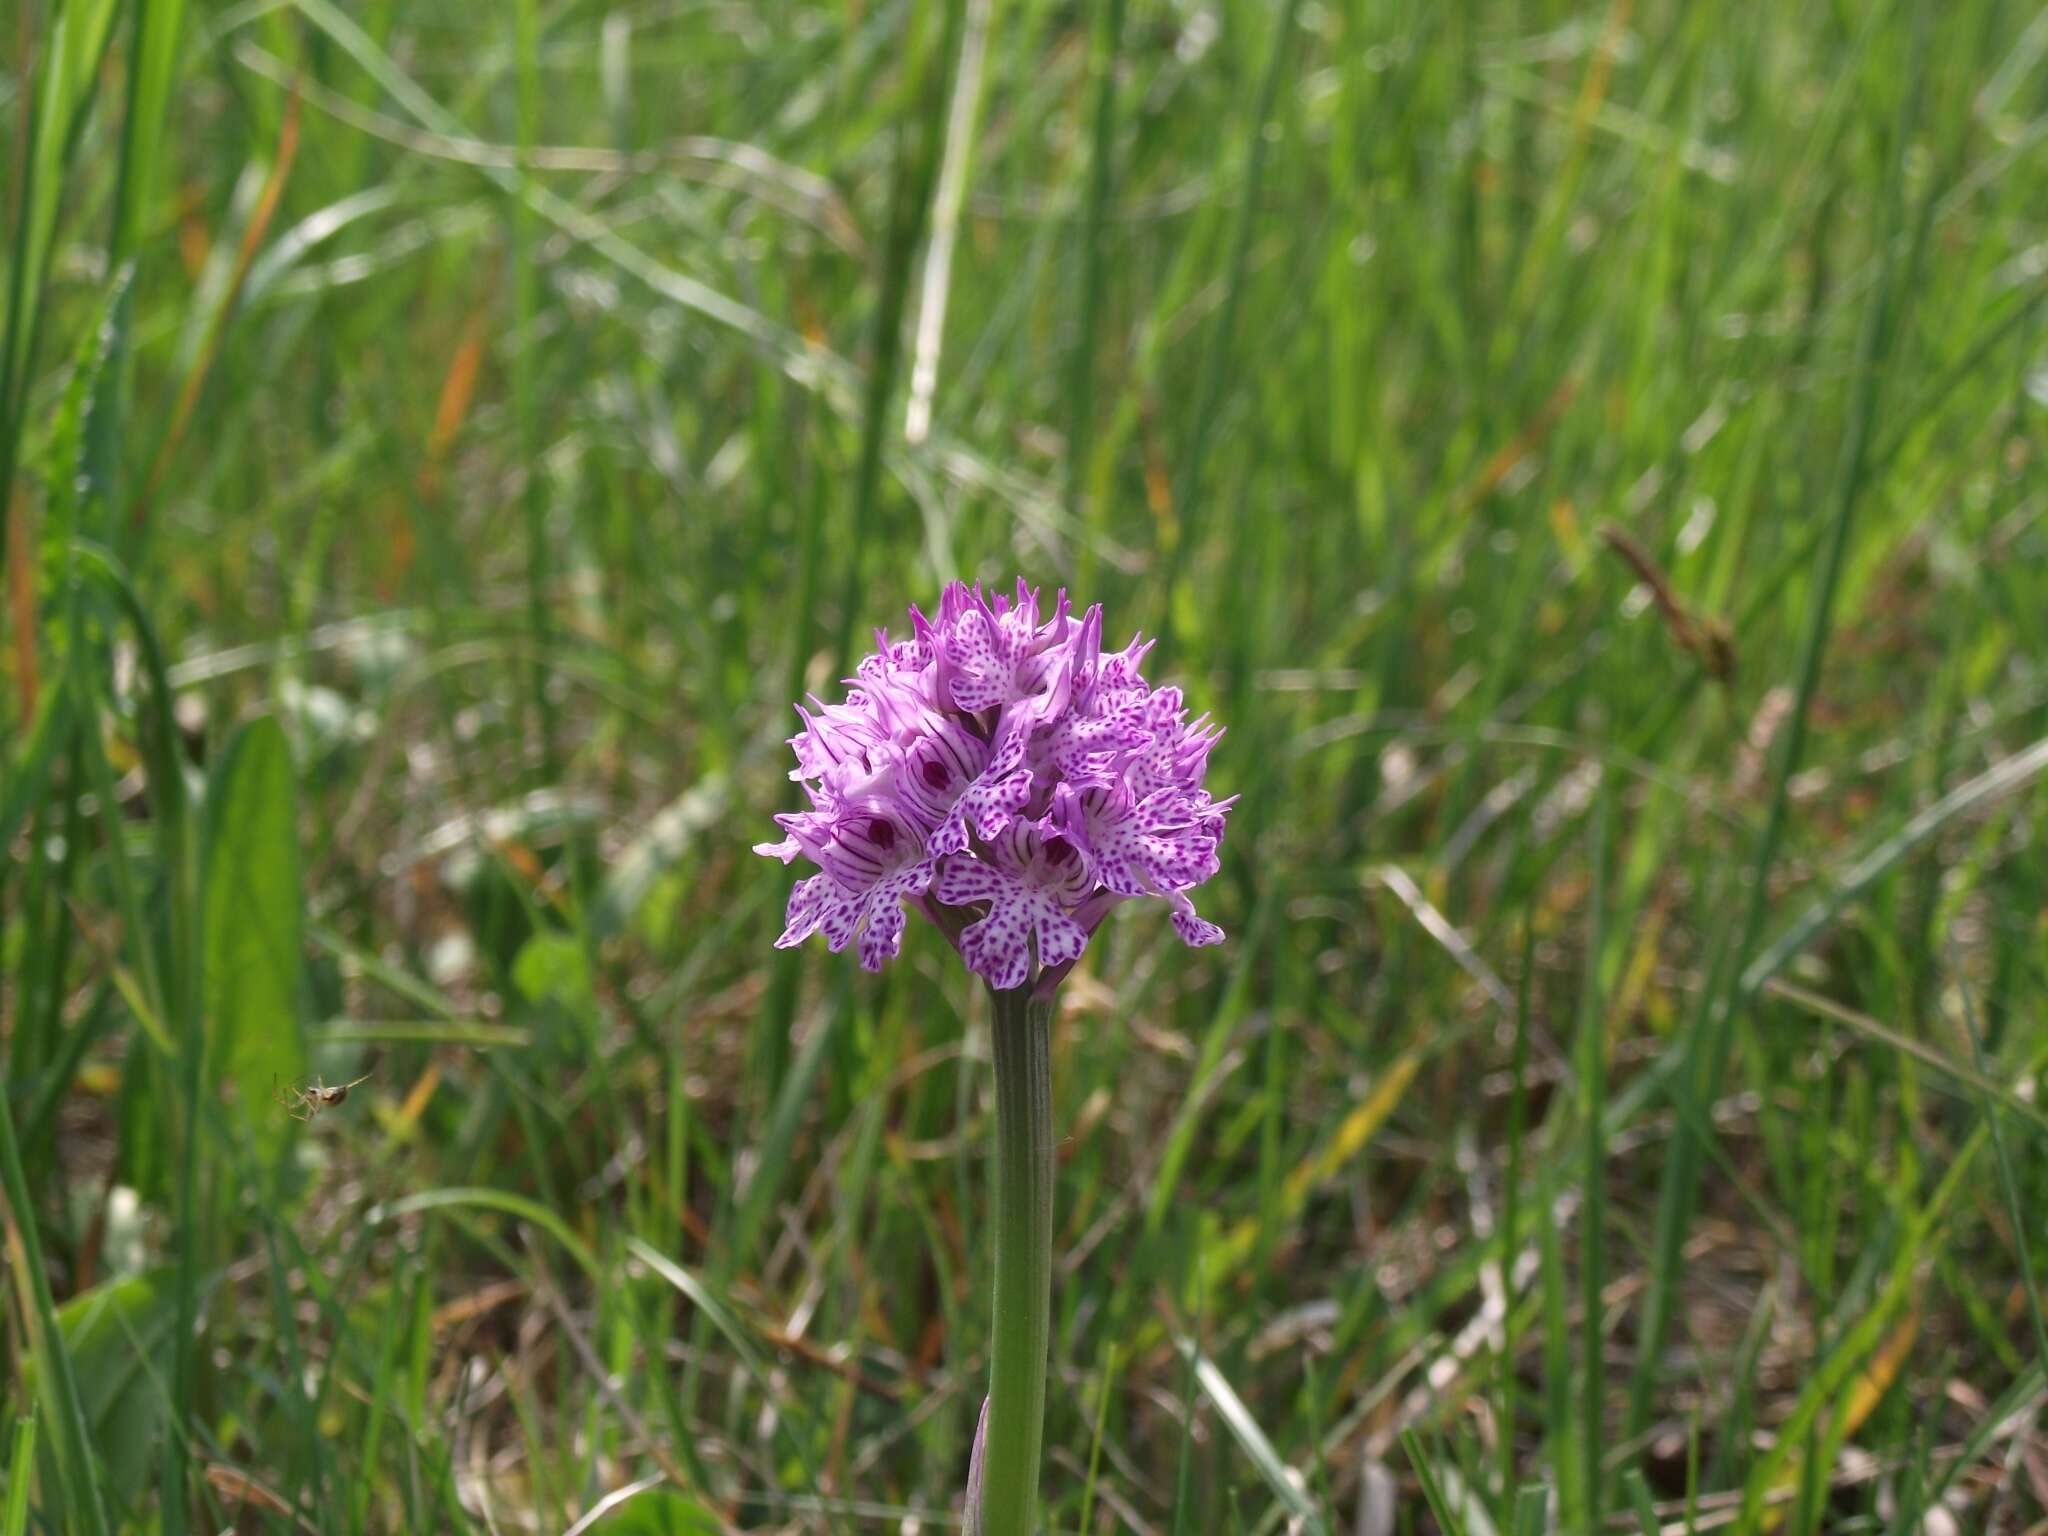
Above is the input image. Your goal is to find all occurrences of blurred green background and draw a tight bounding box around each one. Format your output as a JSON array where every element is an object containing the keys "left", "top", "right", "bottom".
[{"left": 4, "top": 0, "right": 2047, "bottom": 1530}]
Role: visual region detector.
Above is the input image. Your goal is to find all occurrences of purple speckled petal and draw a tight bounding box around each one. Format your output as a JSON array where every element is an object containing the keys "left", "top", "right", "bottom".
[
  {"left": 775, "top": 874, "right": 861, "bottom": 952},
  {"left": 1168, "top": 890, "right": 1225, "bottom": 948},
  {"left": 858, "top": 898, "right": 907, "bottom": 971},
  {"left": 933, "top": 855, "right": 1009, "bottom": 906},
  {"left": 959, "top": 907, "right": 1034, "bottom": 990},
  {"left": 939, "top": 823, "right": 1096, "bottom": 987},
  {"left": 1035, "top": 907, "right": 1089, "bottom": 970}
]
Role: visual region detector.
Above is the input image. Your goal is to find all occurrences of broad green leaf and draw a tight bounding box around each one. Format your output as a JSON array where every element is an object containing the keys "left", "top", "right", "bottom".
[
  {"left": 203, "top": 718, "right": 305, "bottom": 1165},
  {"left": 23, "top": 1270, "right": 180, "bottom": 1523},
  {"left": 64, "top": 1269, "right": 178, "bottom": 1503}
]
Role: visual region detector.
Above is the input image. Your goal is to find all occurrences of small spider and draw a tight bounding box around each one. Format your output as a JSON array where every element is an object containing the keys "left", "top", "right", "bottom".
[{"left": 275, "top": 1073, "right": 371, "bottom": 1122}]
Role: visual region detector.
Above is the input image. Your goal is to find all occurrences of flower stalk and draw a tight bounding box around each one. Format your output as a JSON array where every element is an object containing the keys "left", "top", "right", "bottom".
[
  {"left": 978, "top": 983, "right": 1055, "bottom": 1536},
  {"left": 754, "top": 580, "right": 1232, "bottom": 1527}
]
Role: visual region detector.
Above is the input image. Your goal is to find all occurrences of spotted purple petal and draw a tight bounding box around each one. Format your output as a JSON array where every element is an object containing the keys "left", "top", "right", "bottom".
[{"left": 934, "top": 825, "right": 1092, "bottom": 990}]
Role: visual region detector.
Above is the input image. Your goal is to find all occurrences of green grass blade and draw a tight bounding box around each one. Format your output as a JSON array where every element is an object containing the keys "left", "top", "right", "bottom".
[
  {"left": 111, "top": 0, "right": 190, "bottom": 264},
  {"left": 0, "top": 1091, "right": 112, "bottom": 1536},
  {"left": 1738, "top": 734, "right": 2048, "bottom": 998},
  {"left": 1627, "top": 15, "right": 1928, "bottom": 1430},
  {"left": 1950, "top": 943, "right": 2048, "bottom": 1369},
  {"left": 3, "top": 1415, "right": 35, "bottom": 1536},
  {"left": 370, "top": 1188, "right": 600, "bottom": 1280},
  {"left": 834, "top": 9, "right": 952, "bottom": 669},
  {"left": 1067, "top": 0, "right": 1127, "bottom": 592},
  {"left": 1577, "top": 785, "right": 1612, "bottom": 1525},
  {"left": 1163, "top": 0, "right": 1303, "bottom": 624},
  {"left": 509, "top": 0, "right": 556, "bottom": 783},
  {"left": 624, "top": 1236, "right": 836, "bottom": 1531},
  {"left": 1183, "top": 1341, "right": 1327, "bottom": 1535},
  {"left": 0, "top": 680, "right": 73, "bottom": 853},
  {"left": 0, "top": 0, "right": 120, "bottom": 589}
]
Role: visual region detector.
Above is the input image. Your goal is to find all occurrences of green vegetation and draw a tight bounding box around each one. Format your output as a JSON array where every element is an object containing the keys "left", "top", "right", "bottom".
[{"left": 4, "top": 0, "right": 2046, "bottom": 1530}]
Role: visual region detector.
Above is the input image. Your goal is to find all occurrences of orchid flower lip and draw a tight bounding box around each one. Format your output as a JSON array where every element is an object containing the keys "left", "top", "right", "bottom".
[{"left": 759, "top": 579, "right": 1230, "bottom": 981}]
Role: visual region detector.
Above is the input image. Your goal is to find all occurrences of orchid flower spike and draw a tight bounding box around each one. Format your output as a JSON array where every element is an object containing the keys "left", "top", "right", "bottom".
[{"left": 757, "top": 579, "right": 1232, "bottom": 988}]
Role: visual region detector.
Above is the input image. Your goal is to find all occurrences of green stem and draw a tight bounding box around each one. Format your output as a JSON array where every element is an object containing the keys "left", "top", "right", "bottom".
[{"left": 979, "top": 985, "right": 1054, "bottom": 1536}]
